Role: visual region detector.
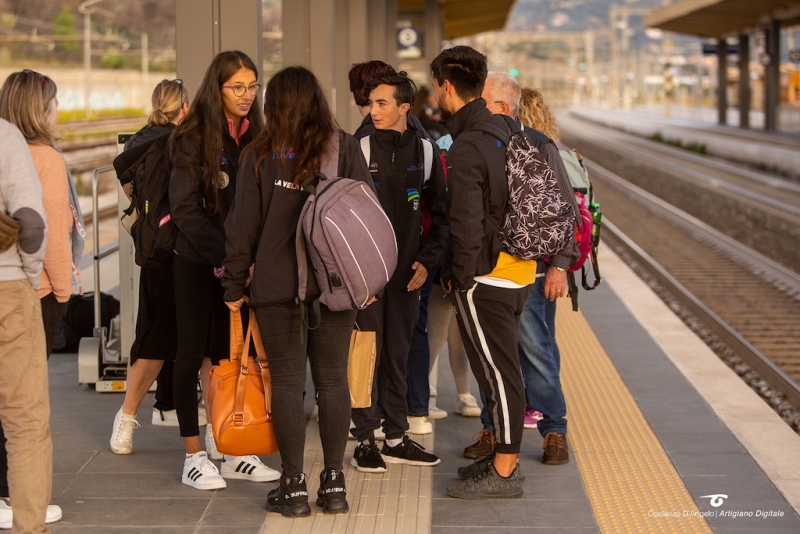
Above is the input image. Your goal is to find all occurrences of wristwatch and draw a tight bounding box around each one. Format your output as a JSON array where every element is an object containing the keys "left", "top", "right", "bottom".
[{"left": 554, "top": 266, "right": 566, "bottom": 272}]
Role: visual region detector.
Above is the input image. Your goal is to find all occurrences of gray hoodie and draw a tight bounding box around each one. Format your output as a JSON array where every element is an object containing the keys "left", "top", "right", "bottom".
[{"left": 0, "top": 119, "right": 47, "bottom": 287}]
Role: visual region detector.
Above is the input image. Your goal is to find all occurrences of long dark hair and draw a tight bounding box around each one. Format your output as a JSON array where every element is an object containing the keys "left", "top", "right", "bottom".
[
  {"left": 169, "top": 50, "right": 265, "bottom": 215},
  {"left": 247, "top": 66, "right": 336, "bottom": 185}
]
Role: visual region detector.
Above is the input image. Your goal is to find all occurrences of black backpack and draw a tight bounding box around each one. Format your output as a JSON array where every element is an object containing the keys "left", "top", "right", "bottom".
[{"left": 118, "top": 135, "right": 176, "bottom": 268}]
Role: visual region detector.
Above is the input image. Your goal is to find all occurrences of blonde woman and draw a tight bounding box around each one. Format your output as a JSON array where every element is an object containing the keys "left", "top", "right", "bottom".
[
  {"left": 0, "top": 70, "right": 75, "bottom": 356},
  {"left": 0, "top": 68, "right": 70, "bottom": 527},
  {"left": 518, "top": 87, "right": 560, "bottom": 141},
  {"left": 109, "top": 79, "right": 190, "bottom": 456}
]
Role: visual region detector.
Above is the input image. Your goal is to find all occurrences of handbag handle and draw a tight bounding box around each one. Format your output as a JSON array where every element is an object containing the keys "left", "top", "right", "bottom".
[
  {"left": 229, "top": 310, "right": 245, "bottom": 363},
  {"left": 231, "top": 309, "right": 272, "bottom": 425},
  {"left": 248, "top": 309, "right": 272, "bottom": 416}
]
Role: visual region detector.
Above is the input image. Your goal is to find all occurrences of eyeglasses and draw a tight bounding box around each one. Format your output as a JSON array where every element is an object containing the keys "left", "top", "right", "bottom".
[{"left": 220, "top": 83, "right": 262, "bottom": 97}]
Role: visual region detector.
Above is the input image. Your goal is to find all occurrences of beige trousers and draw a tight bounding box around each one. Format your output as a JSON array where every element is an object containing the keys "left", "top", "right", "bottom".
[{"left": 0, "top": 280, "right": 52, "bottom": 534}]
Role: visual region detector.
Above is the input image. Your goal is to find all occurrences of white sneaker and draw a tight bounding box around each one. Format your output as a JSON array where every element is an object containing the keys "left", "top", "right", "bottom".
[
  {"left": 182, "top": 451, "right": 227, "bottom": 490},
  {"left": 221, "top": 455, "right": 280, "bottom": 482},
  {"left": 110, "top": 408, "right": 140, "bottom": 455},
  {"left": 407, "top": 416, "right": 433, "bottom": 435},
  {"left": 0, "top": 500, "right": 62, "bottom": 528},
  {"left": 152, "top": 408, "right": 208, "bottom": 427},
  {"left": 428, "top": 406, "right": 448, "bottom": 419},
  {"left": 429, "top": 384, "right": 437, "bottom": 397},
  {"left": 205, "top": 425, "right": 223, "bottom": 461},
  {"left": 456, "top": 394, "right": 482, "bottom": 417}
]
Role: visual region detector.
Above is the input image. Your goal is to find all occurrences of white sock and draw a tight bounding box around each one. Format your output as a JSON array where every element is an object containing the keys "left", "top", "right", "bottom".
[{"left": 386, "top": 438, "right": 402, "bottom": 448}]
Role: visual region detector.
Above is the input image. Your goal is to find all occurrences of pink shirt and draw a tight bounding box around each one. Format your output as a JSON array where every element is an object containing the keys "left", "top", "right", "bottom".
[
  {"left": 28, "top": 144, "right": 73, "bottom": 302},
  {"left": 227, "top": 117, "right": 250, "bottom": 146}
]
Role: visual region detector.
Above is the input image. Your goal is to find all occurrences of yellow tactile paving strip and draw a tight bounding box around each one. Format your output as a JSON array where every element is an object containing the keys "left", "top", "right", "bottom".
[{"left": 557, "top": 304, "right": 714, "bottom": 534}]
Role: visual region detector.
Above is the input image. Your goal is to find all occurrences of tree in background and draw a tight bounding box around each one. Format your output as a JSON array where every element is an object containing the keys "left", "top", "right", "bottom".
[{"left": 52, "top": 6, "right": 78, "bottom": 56}]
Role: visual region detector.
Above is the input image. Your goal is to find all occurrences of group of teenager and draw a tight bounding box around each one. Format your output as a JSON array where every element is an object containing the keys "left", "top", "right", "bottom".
[{"left": 0, "top": 43, "right": 577, "bottom": 530}]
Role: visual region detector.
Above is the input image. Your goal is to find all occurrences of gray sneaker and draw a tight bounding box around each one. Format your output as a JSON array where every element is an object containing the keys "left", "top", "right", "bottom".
[
  {"left": 457, "top": 455, "right": 525, "bottom": 482},
  {"left": 447, "top": 464, "right": 523, "bottom": 500}
]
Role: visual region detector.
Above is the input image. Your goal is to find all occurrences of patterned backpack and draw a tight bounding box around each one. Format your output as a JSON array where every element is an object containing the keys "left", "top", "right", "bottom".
[{"left": 470, "top": 118, "right": 573, "bottom": 260}]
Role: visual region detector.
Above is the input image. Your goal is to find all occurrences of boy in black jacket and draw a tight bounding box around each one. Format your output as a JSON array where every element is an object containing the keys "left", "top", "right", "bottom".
[
  {"left": 432, "top": 46, "right": 533, "bottom": 499},
  {"left": 350, "top": 68, "right": 449, "bottom": 473}
]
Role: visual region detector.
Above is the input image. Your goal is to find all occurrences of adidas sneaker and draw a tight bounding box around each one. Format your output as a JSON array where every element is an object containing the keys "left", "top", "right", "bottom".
[
  {"left": 221, "top": 455, "right": 280, "bottom": 482},
  {"left": 182, "top": 451, "right": 227, "bottom": 490}
]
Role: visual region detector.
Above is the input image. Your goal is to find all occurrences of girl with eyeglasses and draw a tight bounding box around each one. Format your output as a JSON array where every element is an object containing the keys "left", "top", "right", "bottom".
[
  {"left": 109, "top": 79, "right": 190, "bottom": 456},
  {"left": 167, "top": 51, "right": 275, "bottom": 491}
]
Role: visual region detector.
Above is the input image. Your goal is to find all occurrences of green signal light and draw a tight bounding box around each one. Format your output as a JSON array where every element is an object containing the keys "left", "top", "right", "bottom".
[{"left": 509, "top": 69, "right": 519, "bottom": 77}]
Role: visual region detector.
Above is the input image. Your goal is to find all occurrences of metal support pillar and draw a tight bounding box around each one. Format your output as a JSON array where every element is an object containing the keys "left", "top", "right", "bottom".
[
  {"left": 283, "top": 0, "right": 379, "bottom": 133},
  {"left": 175, "top": 0, "right": 262, "bottom": 100},
  {"left": 738, "top": 33, "right": 750, "bottom": 129},
  {"left": 366, "top": 0, "right": 397, "bottom": 66},
  {"left": 717, "top": 39, "right": 727, "bottom": 126},
  {"left": 424, "top": 0, "right": 442, "bottom": 64},
  {"left": 764, "top": 20, "right": 780, "bottom": 132}
]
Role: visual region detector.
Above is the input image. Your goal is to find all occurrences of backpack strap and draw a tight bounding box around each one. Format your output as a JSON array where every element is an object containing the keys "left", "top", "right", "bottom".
[
  {"left": 359, "top": 135, "right": 371, "bottom": 167},
  {"left": 298, "top": 131, "right": 341, "bottom": 303},
  {"left": 468, "top": 122, "right": 510, "bottom": 145},
  {"left": 421, "top": 138, "right": 433, "bottom": 183},
  {"left": 321, "top": 130, "right": 340, "bottom": 180}
]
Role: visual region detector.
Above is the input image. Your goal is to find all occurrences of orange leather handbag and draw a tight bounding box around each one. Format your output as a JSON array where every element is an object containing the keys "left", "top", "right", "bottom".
[{"left": 208, "top": 309, "right": 279, "bottom": 456}]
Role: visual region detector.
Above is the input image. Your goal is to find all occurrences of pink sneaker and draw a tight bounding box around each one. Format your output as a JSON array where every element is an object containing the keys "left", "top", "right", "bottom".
[{"left": 524, "top": 406, "right": 544, "bottom": 429}]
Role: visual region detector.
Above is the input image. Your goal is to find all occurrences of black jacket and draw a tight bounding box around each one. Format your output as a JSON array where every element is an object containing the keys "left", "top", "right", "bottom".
[
  {"left": 361, "top": 126, "right": 448, "bottom": 291},
  {"left": 441, "top": 98, "right": 511, "bottom": 291},
  {"left": 113, "top": 123, "right": 174, "bottom": 186},
  {"left": 169, "top": 130, "right": 246, "bottom": 267},
  {"left": 222, "top": 131, "right": 373, "bottom": 306}
]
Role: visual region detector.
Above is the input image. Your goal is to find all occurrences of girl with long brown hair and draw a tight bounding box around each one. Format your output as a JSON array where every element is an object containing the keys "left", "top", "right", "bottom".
[
  {"left": 167, "top": 50, "right": 276, "bottom": 491},
  {"left": 222, "top": 66, "right": 372, "bottom": 517}
]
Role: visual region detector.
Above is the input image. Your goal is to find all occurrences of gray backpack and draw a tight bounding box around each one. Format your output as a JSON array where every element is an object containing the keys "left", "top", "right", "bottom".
[{"left": 296, "top": 132, "right": 398, "bottom": 311}]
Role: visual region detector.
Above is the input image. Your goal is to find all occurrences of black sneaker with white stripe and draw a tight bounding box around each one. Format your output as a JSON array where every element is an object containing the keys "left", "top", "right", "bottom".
[
  {"left": 381, "top": 435, "right": 441, "bottom": 466},
  {"left": 266, "top": 473, "right": 312, "bottom": 517},
  {"left": 181, "top": 451, "right": 226, "bottom": 490},
  {"left": 351, "top": 438, "right": 387, "bottom": 473},
  {"left": 221, "top": 455, "right": 280, "bottom": 482}
]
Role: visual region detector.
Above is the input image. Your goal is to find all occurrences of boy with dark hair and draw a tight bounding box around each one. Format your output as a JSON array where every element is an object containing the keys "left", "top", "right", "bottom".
[
  {"left": 349, "top": 60, "right": 390, "bottom": 118},
  {"left": 350, "top": 68, "right": 449, "bottom": 473},
  {"left": 431, "top": 46, "right": 532, "bottom": 499}
]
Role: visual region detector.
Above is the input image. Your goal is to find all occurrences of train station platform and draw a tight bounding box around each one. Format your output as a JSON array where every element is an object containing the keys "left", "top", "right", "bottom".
[
  {"left": 567, "top": 107, "right": 800, "bottom": 178},
  {"left": 45, "top": 241, "right": 800, "bottom": 533}
]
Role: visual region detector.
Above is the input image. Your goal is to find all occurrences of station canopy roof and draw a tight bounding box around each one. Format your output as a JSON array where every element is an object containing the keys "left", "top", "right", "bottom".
[
  {"left": 644, "top": 0, "right": 800, "bottom": 38},
  {"left": 399, "top": 0, "right": 516, "bottom": 40}
]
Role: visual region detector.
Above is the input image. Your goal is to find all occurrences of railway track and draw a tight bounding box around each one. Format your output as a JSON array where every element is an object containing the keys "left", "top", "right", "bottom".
[
  {"left": 560, "top": 114, "right": 800, "bottom": 272},
  {"left": 559, "top": 116, "right": 800, "bottom": 422},
  {"left": 59, "top": 117, "right": 145, "bottom": 173}
]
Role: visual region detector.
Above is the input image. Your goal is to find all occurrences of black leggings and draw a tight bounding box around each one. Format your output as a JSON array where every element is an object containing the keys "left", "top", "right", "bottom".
[
  {"left": 172, "top": 254, "right": 228, "bottom": 438},
  {"left": 254, "top": 301, "right": 356, "bottom": 476}
]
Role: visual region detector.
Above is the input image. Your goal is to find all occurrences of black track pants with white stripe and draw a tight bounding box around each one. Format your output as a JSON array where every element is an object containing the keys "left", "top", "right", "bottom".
[{"left": 451, "top": 283, "right": 531, "bottom": 454}]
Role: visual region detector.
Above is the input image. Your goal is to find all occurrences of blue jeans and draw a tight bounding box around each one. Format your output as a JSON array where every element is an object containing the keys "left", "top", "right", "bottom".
[
  {"left": 406, "top": 269, "right": 435, "bottom": 416},
  {"left": 517, "top": 275, "right": 567, "bottom": 436}
]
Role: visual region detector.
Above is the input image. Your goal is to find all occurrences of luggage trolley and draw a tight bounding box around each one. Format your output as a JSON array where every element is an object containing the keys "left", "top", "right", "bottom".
[{"left": 78, "top": 133, "right": 141, "bottom": 391}]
